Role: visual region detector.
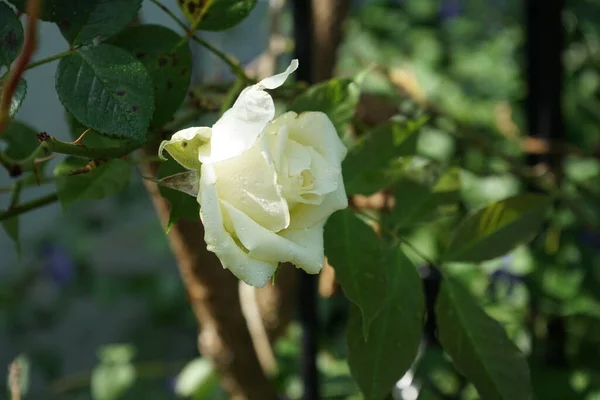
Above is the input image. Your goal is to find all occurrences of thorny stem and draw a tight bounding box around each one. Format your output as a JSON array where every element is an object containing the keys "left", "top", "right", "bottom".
[
  {"left": 0, "top": 0, "right": 40, "bottom": 135},
  {"left": 0, "top": 192, "right": 58, "bottom": 221}
]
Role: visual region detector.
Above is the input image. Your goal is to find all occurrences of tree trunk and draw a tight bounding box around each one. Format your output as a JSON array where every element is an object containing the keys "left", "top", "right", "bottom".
[{"left": 141, "top": 157, "right": 277, "bottom": 400}]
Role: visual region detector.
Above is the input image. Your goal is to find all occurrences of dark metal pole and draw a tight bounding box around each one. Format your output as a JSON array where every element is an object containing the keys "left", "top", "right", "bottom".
[
  {"left": 525, "top": 0, "right": 564, "bottom": 169},
  {"left": 525, "top": 0, "right": 566, "bottom": 367},
  {"left": 292, "top": 1, "right": 319, "bottom": 399}
]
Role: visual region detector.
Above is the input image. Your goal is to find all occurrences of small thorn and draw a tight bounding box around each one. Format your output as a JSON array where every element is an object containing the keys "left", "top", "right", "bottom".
[{"left": 72, "top": 128, "right": 91, "bottom": 145}]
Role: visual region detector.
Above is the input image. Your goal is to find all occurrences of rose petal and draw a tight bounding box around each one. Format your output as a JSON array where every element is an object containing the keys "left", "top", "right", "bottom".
[
  {"left": 159, "top": 127, "right": 212, "bottom": 170},
  {"left": 209, "top": 60, "right": 299, "bottom": 163},
  {"left": 288, "top": 177, "right": 348, "bottom": 230},
  {"left": 212, "top": 135, "right": 290, "bottom": 232},
  {"left": 267, "top": 111, "right": 347, "bottom": 166},
  {"left": 199, "top": 164, "right": 277, "bottom": 287},
  {"left": 222, "top": 200, "right": 325, "bottom": 274}
]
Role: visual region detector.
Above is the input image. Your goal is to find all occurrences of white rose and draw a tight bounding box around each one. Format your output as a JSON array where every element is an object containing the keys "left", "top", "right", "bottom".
[{"left": 159, "top": 60, "right": 348, "bottom": 287}]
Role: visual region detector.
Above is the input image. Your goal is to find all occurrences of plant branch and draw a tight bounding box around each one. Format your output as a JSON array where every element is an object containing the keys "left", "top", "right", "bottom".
[
  {"left": 0, "top": 0, "right": 40, "bottom": 135},
  {"left": 25, "top": 49, "right": 74, "bottom": 70},
  {"left": 0, "top": 193, "right": 58, "bottom": 221},
  {"left": 38, "top": 134, "right": 140, "bottom": 159},
  {"left": 148, "top": 0, "right": 250, "bottom": 82}
]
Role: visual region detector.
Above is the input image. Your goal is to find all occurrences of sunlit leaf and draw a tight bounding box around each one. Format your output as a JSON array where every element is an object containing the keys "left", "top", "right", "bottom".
[
  {"left": 443, "top": 193, "right": 551, "bottom": 262},
  {"left": 324, "top": 209, "right": 387, "bottom": 340},
  {"left": 91, "top": 344, "right": 136, "bottom": 400},
  {"left": 436, "top": 279, "right": 532, "bottom": 400},
  {"left": 175, "top": 358, "right": 218, "bottom": 397},
  {"left": 194, "top": 0, "right": 257, "bottom": 31}
]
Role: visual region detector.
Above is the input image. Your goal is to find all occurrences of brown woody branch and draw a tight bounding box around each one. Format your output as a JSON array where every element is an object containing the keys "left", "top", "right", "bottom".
[{"left": 140, "top": 153, "right": 277, "bottom": 400}]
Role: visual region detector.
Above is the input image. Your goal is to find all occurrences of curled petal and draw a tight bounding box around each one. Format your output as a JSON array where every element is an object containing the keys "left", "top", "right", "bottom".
[
  {"left": 159, "top": 126, "right": 211, "bottom": 170},
  {"left": 209, "top": 60, "right": 299, "bottom": 163},
  {"left": 199, "top": 164, "right": 277, "bottom": 287},
  {"left": 222, "top": 200, "right": 325, "bottom": 275},
  {"left": 267, "top": 111, "right": 347, "bottom": 166},
  {"left": 288, "top": 177, "right": 348, "bottom": 230}
]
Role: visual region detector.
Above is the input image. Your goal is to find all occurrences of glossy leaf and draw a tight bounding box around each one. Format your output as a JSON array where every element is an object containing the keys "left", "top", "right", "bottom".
[
  {"left": 55, "top": 159, "right": 131, "bottom": 209},
  {"left": 290, "top": 78, "right": 360, "bottom": 135},
  {"left": 443, "top": 193, "right": 551, "bottom": 262},
  {"left": 110, "top": 25, "right": 192, "bottom": 126},
  {"left": 56, "top": 0, "right": 142, "bottom": 45},
  {"left": 347, "top": 245, "right": 424, "bottom": 400},
  {"left": 1, "top": 120, "right": 38, "bottom": 159},
  {"left": 0, "top": 2, "right": 23, "bottom": 69},
  {"left": 66, "top": 112, "right": 130, "bottom": 148},
  {"left": 324, "top": 209, "right": 387, "bottom": 340},
  {"left": 436, "top": 279, "right": 532, "bottom": 400},
  {"left": 7, "top": 79, "right": 27, "bottom": 118},
  {"left": 56, "top": 44, "right": 154, "bottom": 140},
  {"left": 157, "top": 158, "right": 200, "bottom": 230},
  {"left": 343, "top": 119, "right": 426, "bottom": 195},
  {"left": 195, "top": 0, "right": 258, "bottom": 31}
]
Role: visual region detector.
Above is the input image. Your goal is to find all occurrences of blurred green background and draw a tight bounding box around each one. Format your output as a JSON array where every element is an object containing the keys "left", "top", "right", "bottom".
[{"left": 2, "top": 0, "right": 600, "bottom": 398}]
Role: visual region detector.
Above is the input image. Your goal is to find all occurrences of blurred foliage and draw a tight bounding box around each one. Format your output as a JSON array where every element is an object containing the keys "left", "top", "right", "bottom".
[{"left": 1, "top": 0, "right": 600, "bottom": 399}]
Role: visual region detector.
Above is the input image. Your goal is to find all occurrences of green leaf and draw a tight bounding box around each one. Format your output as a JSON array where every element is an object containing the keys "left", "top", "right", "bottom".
[
  {"left": 0, "top": 2, "right": 23, "bottom": 69},
  {"left": 66, "top": 112, "right": 130, "bottom": 148},
  {"left": 55, "top": 0, "right": 142, "bottom": 45},
  {"left": 1, "top": 120, "right": 38, "bottom": 159},
  {"left": 347, "top": 245, "right": 424, "bottom": 400},
  {"left": 2, "top": 217, "right": 20, "bottom": 255},
  {"left": 443, "top": 193, "right": 551, "bottom": 262},
  {"left": 56, "top": 44, "right": 154, "bottom": 140},
  {"left": 157, "top": 158, "right": 200, "bottom": 230},
  {"left": 55, "top": 159, "right": 131, "bottom": 209},
  {"left": 91, "top": 345, "right": 136, "bottom": 400},
  {"left": 390, "top": 167, "right": 461, "bottom": 230},
  {"left": 324, "top": 209, "right": 387, "bottom": 340},
  {"left": 290, "top": 78, "right": 360, "bottom": 135},
  {"left": 7, "top": 0, "right": 61, "bottom": 21},
  {"left": 110, "top": 25, "right": 192, "bottom": 127},
  {"left": 436, "top": 279, "right": 532, "bottom": 400},
  {"left": 178, "top": 0, "right": 213, "bottom": 25},
  {"left": 175, "top": 358, "right": 218, "bottom": 397},
  {"left": 195, "top": 0, "right": 258, "bottom": 31},
  {"left": 7, "top": 79, "right": 26, "bottom": 118},
  {"left": 343, "top": 119, "right": 426, "bottom": 195}
]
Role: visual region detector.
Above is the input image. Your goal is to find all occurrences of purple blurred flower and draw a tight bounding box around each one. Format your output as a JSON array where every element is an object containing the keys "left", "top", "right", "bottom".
[
  {"left": 41, "top": 244, "right": 75, "bottom": 286},
  {"left": 439, "top": 0, "right": 462, "bottom": 20}
]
